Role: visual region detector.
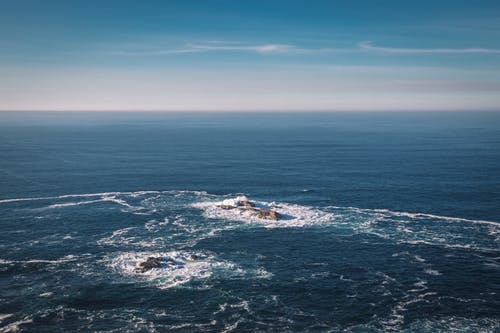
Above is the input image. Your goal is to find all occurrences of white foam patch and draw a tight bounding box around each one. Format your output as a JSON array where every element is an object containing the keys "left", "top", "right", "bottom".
[
  {"left": 39, "top": 292, "right": 54, "bottom": 297},
  {"left": 424, "top": 268, "right": 442, "bottom": 276},
  {"left": 325, "top": 204, "right": 500, "bottom": 252},
  {"left": 27, "top": 194, "right": 147, "bottom": 213},
  {"left": 46, "top": 199, "right": 103, "bottom": 209},
  {"left": 0, "top": 254, "right": 93, "bottom": 271},
  {"left": 109, "top": 251, "right": 250, "bottom": 288},
  {"left": 192, "top": 196, "right": 336, "bottom": 228},
  {"left": 101, "top": 195, "right": 139, "bottom": 210},
  {"left": 144, "top": 219, "right": 158, "bottom": 231},
  {"left": 97, "top": 227, "right": 161, "bottom": 248},
  {"left": 0, "top": 191, "right": 161, "bottom": 204},
  {"left": 0, "top": 314, "right": 13, "bottom": 322},
  {"left": 0, "top": 318, "right": 33, "bottom": 333},
  {"left": 405, "top": 316, "right": 500, "bottom": 332},
  {"left": 404, "top": 239, "right": 499, "bottom": 252},
  {"left": 328, "top": 205, "right": 500, "bottom": 228}
]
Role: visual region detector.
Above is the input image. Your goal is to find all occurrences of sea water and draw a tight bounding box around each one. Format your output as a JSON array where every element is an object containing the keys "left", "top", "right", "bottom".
[{"left": 0, "top": 111, "right": 499, "bottom": 332}]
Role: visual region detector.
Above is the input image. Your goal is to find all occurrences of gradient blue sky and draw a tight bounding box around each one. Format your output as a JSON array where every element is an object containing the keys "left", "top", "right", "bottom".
[{"left": 1, "top": 0, "right": 500, "bottom": 111}]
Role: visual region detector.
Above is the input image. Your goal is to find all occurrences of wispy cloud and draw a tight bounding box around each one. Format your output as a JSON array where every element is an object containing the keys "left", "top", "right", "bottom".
[
  {"left": 113, "top": 42, "right": 302, "bottom": 55},
  {"left": 110, "top": 40, "right": 500, "bottom": 56},
  {"left": 359, "top": 41, "right": 500, "bottom": 54},
  {"left": 189, "top": 43, "right": 300, "bottom": 54}
]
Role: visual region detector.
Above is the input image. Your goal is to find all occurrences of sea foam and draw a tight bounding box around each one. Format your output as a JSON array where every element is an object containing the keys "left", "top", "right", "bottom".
[
  {"left": 109, "top": 249, "right": 272, "bottom": 289},
  {"left": 110, "top": 251, "right": 242, "bottom": 289}
]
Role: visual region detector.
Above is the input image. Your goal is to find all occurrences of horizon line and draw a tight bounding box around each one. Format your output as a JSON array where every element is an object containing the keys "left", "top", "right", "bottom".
[{"left": 1, "top": 109, "right": 499, "bottom": 113}]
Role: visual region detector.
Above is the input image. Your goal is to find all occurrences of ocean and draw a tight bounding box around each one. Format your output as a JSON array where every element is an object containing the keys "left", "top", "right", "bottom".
[{"left": 0, "top": 111, "right": 499, "bottom": 332}]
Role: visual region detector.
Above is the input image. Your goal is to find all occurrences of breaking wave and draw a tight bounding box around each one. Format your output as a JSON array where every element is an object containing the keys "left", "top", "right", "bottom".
[{"left": 108, "top": 250, "right": 270, "bottom": 289}]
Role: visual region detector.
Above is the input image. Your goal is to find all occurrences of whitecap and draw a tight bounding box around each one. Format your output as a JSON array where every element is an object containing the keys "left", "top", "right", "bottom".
[
  {"left": 101, "top": 195, "right": 140, "bottom": 210},
  {"left": 220, "top": 319, "right": 244, "bottom": 333},
  {"left": 109, "top": 251, "right": 244, "bottom": 289},
  {"left": 97, "top": 227, "right": 140, "bottom": 247},
  {"left": 327, "top": 205, "right": 500, "bottom": 228},
  {"left": 144, "top": 219, "right": 158, "bottom": 231},
  {"left": 46, "top": 199, "right": 103, "bottom": 209},
  {"left": 0, "top": 190, "right": 160, "bottom": 205},
  {"left": 0, "top": 314, "right": 13, "bottom": 322},
  {"left": 0, "top": 318, "right": 33, "bottom": 333},
  {"left": 4, "top": 254, "right": 92, "bottom": 267},
  {"left": 412, "top": 279, "right": 428, "bottom": 290},
  {"left": 0, "top": 191, "right": 115, "bottom": 204},
  {"left": 414, "top": 255, "right": 426, "bottom": 262},
  {"left": 405, "top": 316, "right": 500, "bottom": 332},
  {"left": 339, "top": 275, "right": 354, "bottom": 282},
  {"left": 424, "top": 268, "right": 442, "bottom": 276}
]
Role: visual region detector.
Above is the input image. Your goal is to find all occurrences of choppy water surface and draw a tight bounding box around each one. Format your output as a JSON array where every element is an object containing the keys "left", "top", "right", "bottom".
[
  {"left": 0, "top": 112, "right": 499, "bottom": 332},
  {"left": 0, "top": 191, "right": 498, "bottom": 332}
]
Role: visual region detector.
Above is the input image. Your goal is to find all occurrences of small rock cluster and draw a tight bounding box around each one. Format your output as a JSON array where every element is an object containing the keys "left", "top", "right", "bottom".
[
  {"left": 135, "top": 254, "right": 198, "bottom": 273},
  {"left": 135, "top": 199, "right": 278, "bottom": 274},
  {"left": 217, "top": 200, "right": 282, "bottom": 220}
]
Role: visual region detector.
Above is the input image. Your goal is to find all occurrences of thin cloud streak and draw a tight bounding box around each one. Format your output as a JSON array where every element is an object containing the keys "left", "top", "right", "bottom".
[
  {"left": 113, "top": 42, "right": 303, "bottom": 55},
  {"left": 111, "top": 40, "right": 500, "bottom": 56},
  {"left": 359, "top": 41, "right": 500, "bottom": 54},
  {"left": 189, "top": 43, "right": 298, "bottom": 53},
  {"left": 110, "top": 41, "right": 351, "bottom": 56}
]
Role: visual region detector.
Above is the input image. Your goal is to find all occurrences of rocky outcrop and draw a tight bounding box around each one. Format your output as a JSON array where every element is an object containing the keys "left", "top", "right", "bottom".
[
  {"left": 236, "top": 200, "right": 256, "bottom": 208},
  {"left": 137, "top": 257, "right": 181, "bottom": 273},
  {"left": 219, "top": 205, "right": 237, "bottom": 210},
  {"left": 135, "top": 256, "right": 168, "bottom": 273},
  {"left": 217, "top": 200, "right": 282, "bottom": 220},
  {"left": 135, "top": 254, "right": 198, "bottom": 273},
  {"left": 257, "top": 209, "right": 281, "bottom": 220}
]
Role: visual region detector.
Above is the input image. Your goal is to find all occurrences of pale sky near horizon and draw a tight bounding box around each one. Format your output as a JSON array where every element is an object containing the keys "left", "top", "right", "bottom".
[{"left": 1, "top": 0, "right": 500, "bottom": 111}]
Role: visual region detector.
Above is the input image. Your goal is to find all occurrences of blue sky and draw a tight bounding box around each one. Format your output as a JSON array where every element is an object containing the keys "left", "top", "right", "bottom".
[{"left": 1, "top": 0, "right": 500, "bottom": 111}]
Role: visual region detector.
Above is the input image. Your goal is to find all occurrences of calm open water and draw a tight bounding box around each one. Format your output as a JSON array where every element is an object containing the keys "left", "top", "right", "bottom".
[{"left": 0, "top": 111, "right": 499, "bottom": 332}]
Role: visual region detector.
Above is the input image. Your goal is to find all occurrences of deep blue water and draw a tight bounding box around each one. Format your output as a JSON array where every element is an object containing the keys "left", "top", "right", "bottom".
[{"left": 0, "top": 111, "right": 499, "bottom": 332}]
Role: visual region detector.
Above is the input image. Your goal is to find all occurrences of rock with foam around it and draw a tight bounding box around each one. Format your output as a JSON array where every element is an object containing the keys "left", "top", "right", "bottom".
[
  {"left": 135, "top": 256, "right": 173, "bottom": 273},
  {"left": 236, "top": 200, "right": 256, "bottom": 208},
  {"left": 217, "top": 199, "right": 282, "bottom": 220},
  {"left": 256, "top": 209, "right": 281, "bottom": 220}
]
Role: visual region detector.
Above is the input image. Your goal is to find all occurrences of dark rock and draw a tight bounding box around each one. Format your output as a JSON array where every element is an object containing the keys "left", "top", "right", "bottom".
[
  {"left": 218, "top": 204, "right": 236, "bottom": 210},
  {"left": 218, "top": 199, "right": 281, "bottom": 221},
  {"left": 135, "top": 256, "right": 172, "bottom": 273},
  {"left": 236, "top": 200, "right": 256, "bottom": 208},
  {"left": 133, "top": 253, "right": 196, "bottom": 274},
  {"left": 257, "top": 209, "right": 281, "bottom": 220}
]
